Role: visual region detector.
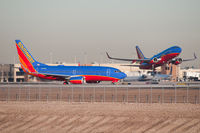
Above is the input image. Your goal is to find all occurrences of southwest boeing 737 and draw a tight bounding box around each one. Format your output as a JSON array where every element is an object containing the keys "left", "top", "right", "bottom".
[
  {"left": 107, "top": 46, "right": 196, "bottom": 70},
  {"left": 15, "top": 40, "right": 126, "bottom": 84}
]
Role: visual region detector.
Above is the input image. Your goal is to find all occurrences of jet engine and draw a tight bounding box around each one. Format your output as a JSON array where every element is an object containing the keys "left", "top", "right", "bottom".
[
  {"left": 69, "top": 76, "right": 85, "bottom": 84},
  {"left": 152, "top": 57, "right": 158, "bottom": 63},
  {"left": 152, "top": 57, "right": 161, "bottom": 63},
  {"left": 171, "top": 58, "right": 182, "bottom": 65}
]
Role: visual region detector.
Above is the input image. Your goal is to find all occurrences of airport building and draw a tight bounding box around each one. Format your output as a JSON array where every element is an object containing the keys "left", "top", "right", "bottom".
[
  {"left": 0, "top": 63, "right": 199, "bottom": 82},
  {"left": 0, "top": 64, "right": 25, "bottom": 82},
  {"left": 179, "top": 68, "right": 200, "bottom": 81}
]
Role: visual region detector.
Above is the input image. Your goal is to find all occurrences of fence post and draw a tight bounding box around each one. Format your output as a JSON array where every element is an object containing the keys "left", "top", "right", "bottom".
[
  {"left": 104, "top": 87, "right": 105, "bottom": 102},
  {"left": 7, "top": 87, "right": 9, "bottom": 102},
  {"left": 195, "top": 95, "right": 197, "bottom": 104},
  {"left": 115, "top": 86, "right": 117, "bottom": 102},
  {"left": 60, "top": 86, "right": 62, "bottom": 101},
  {"left": 39, "top": 85, "right": 41, "bottom": 101},
  {"left": 183, "top": 96, "right": 186, "bottom": 103},
  {"left": 175, "top": 85, "right": 176, "bottom": 104},
  {"left": 19, "top": 86, "right": 21, "bottom": 101},
  {"left": 72, "top": 86, "right": 74, "bottom": 102},
  {"left": 90, "top": 94, "right": 93, "bottom": 102},
  {"left": 199, "top": 87, "right": 200, "bottom": 104},
  {"left": 126, "top": 87, "right": 128, "bottom": 103},
  {"left": 162, "top": 87, "right": 164, "bottom": 103},
  {"left": 123, "top": 95, "right": 125, "bottom": 103},
  {"left": 146, "top": 95, "right": 148, "bottom": 103},
  {"left": 82, "top": 86, "right": 84, "bottom": 102},
  {"left": 135, "top": 95, "right": 137, "bottom": 103},
  {"left": 29, "top": 86, "right": 30, "bottom": 101},
  {"left": 57, "top": 93, "right": 59, "bottom": 101},
  {"left": 94, "top": 87, "right": 95, "bottom": 102},
  {"left": 139, "top": 87, "right": 141, "bottom": 103},
  {"left": 171, "top": 97, "right": 173, "bottom": 103},
  {"left": 187, "top": 85, "right": 189, "bottom": 103},
  {"left": 46, "top": 94, "right": 48, "bottom": 102},
  {"left": 49, "top": 86, "right": 51, "bottom": 101},
  {"left": 16, "top": 94, "right": 18, "bottom": 101},
  {"left": 151, "top": 86, "right": 152, "bottom": 104},
  {"left": 68, "top": 95, "right": 71, "bottom": 102},
  {"left": 26, "top": 92, "right": 28, "bottom": 101}
]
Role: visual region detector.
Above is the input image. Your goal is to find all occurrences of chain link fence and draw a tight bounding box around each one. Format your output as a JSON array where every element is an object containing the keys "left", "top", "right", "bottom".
[{"left": 0, "top": 85, "right": 200, "bottom": 104}]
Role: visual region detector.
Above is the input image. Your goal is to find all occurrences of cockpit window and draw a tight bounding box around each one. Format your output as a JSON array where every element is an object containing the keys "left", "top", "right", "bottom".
[{"left": 115, "top": 70, "right": 121, "bottom": 73}]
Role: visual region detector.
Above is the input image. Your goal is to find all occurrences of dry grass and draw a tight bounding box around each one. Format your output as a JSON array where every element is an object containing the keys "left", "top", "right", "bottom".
[{"left": 0, "top": 102, "right": 200, "bottom": 133}]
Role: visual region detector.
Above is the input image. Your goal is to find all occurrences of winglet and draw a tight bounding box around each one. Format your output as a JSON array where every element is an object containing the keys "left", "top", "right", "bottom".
[
  {"left": 194, "top": 53, "right": 197, "bottom": 59},
  {"left": 182, "top": 52, "right": 197, "bottom": 62},
  {"left": 106, "top": 52, "right": 112, "bottom": 59}
]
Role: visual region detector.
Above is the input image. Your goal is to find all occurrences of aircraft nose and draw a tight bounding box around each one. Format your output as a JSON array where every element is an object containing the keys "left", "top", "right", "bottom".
[
  {"left": 121, "top": 72, "right": 127, "bottom": 79},
  {"left": 176, "top": 46, "right": 182, "bottom": 53}
]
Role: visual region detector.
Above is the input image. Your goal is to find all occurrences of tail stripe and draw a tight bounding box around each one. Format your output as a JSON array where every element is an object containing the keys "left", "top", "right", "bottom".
[{"left": 19, "top": 55, "right": 28, "bottom": 72}]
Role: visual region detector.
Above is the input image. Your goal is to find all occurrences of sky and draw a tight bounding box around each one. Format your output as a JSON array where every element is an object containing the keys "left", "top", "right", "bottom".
[{"left": 0, "top": 0, "right": 200, "bottom": 68}]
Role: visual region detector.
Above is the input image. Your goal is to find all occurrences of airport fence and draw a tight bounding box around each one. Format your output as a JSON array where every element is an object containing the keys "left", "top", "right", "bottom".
[{"left": 0, "top": 84, "right": 200, "bottom": 104}]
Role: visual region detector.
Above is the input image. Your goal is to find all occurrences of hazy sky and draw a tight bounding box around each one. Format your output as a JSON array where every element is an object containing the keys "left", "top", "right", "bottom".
[{"left": 0, "top": 0, "right": 200, "bottom": 67}]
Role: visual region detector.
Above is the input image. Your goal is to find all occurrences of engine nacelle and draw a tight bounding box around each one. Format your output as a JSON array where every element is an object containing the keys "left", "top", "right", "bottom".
[
  {"left": 69, "top": 76, "right": 84, "bottom": 84},
  {"left": 171, "top": 58, "right": 182, "bottom": 65},
  {"left": 153, "top": 57, "right": 158, "bottom": 63},
  {"left": 152, "top": 57, "right": 161, "bottom": 63}
]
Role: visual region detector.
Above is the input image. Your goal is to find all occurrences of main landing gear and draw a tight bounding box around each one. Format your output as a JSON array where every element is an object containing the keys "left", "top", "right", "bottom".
[
  {"left": 112, "top": 80, "right": 118, "bottom": 85},
  {"left": 152, "top": 64, "right": 156, "bottom": 76},
  {"left": 63, "top": 81, "right": 69, "bottom": 85}
]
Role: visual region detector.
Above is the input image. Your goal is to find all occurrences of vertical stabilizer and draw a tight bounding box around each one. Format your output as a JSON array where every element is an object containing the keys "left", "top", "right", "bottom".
[
  {"left": 136, "top": 46, "right": 145, "bottom": 59},
  {"left": 15, "top": 40, "right": 38, "bottom": 73}
]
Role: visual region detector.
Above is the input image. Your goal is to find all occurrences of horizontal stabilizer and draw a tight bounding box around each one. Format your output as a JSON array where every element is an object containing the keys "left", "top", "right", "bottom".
[
  {"left": 120, "top": 65, "right": 140, "bottom": 67},
  {"left": 183, "top": 53, "right": 197, "bottom": 61},
  {"left": 106, "top": 52, "right": 151, "bottom": 62}
]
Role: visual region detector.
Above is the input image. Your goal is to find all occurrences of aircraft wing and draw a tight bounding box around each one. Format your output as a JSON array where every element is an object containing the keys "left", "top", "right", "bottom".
[
  {"left": 39, "top": 72, "right": 71, "bottom": 80},
  {"left": 182, "top": 53, "right": 197, "bottom": 62},
  {"left": 120, "top": 64, "right": 140, "bottom": 67},
  {"left": 106, "top": 52, "right": 151, "bottom": 62}
]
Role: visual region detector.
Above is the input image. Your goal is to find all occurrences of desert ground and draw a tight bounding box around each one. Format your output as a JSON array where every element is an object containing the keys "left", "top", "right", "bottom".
[{"left": 0, "top": 102, "right": 200, "bottom": 133}]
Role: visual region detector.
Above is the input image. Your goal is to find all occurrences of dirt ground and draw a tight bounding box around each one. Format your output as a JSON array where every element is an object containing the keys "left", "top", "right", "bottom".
[{"left": 0, "top": 102, "right": 200, "bottom": 133}]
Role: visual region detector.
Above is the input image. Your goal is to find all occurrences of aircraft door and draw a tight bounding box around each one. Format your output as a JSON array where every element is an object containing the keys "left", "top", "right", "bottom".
[
  {"left": 107, "top": 69, "right": 111, "bottom": 77},
  {"left": 35, "top": 64, "right": 40, "bottom": 74},
  {"left": 73, "top": 70, "right": 76, "bottom": 75}
]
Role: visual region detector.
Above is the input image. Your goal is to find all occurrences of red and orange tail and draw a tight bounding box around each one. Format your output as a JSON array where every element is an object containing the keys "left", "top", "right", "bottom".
[{"left": 15, "top": 40, "right": 38, "bottom": 73}]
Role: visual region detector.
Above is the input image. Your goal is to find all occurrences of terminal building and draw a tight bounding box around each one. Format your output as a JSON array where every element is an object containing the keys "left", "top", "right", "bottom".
[
  {"left": 0, "top": 63, "right": 199, "bottom": 82},
  {"left": 0, "top": 64, "right": 26, "bottom": 82}
]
